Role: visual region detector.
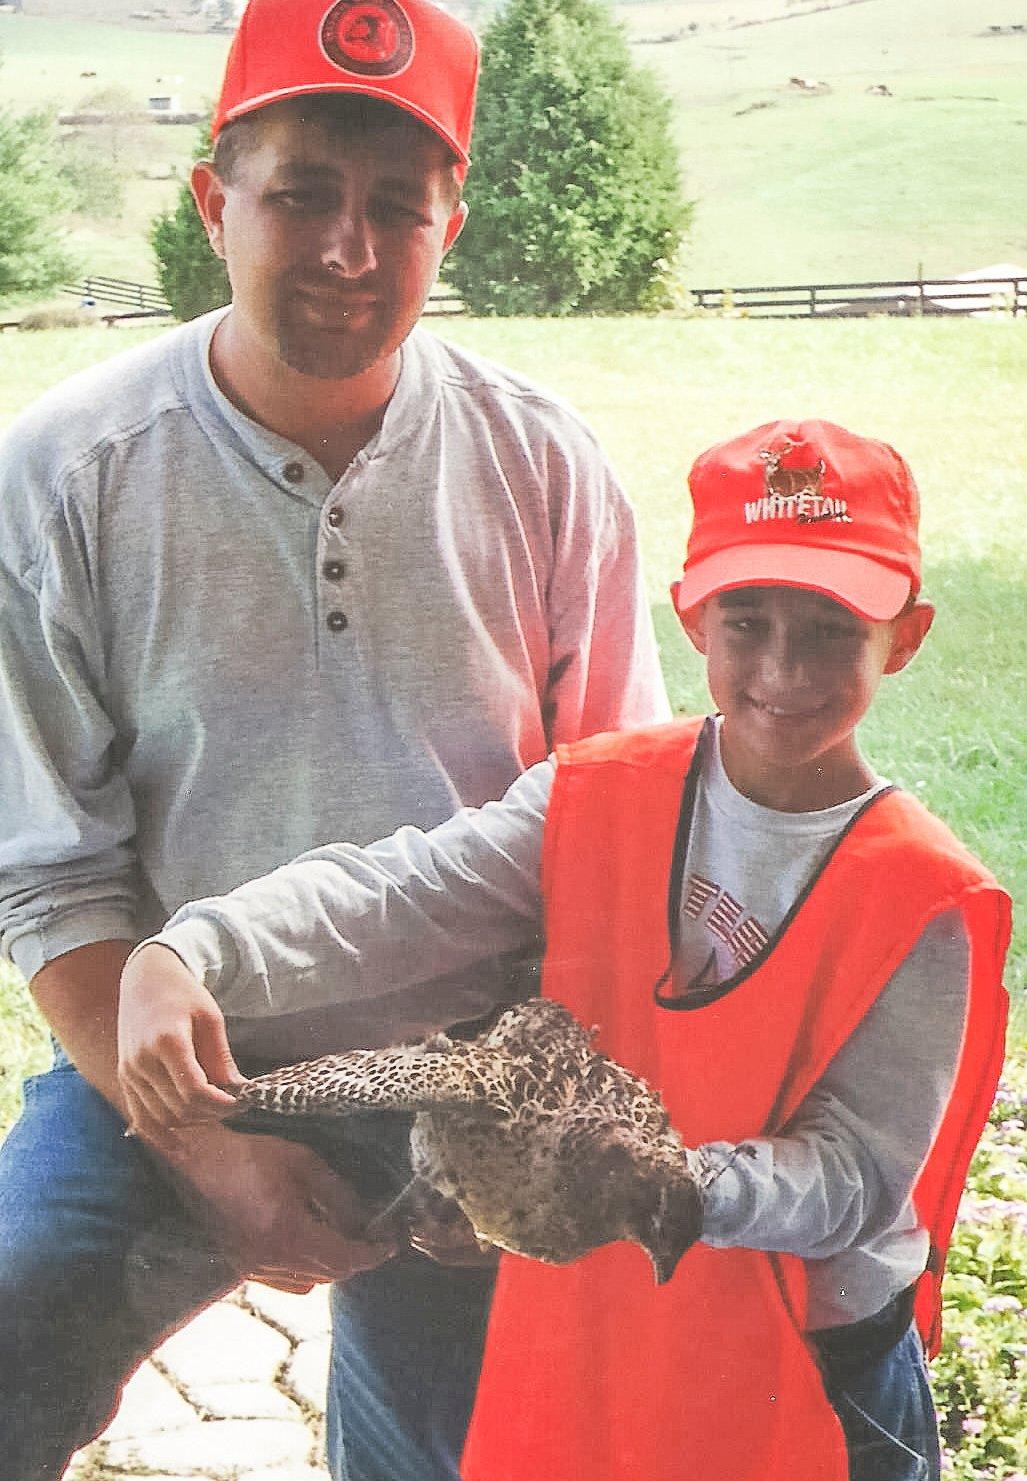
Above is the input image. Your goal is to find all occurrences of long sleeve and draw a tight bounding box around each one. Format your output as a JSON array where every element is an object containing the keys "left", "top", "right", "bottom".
[
  {"left": 543, "top": 460, "right": 670, "bottom": 745},
  {"left": 147, "top": 761, "right": 555, "bottom": 1021},
  {"left": 700, "top": 910, "right": 969, "bottom": 1265},
  {"left": 0, "top": 448, "right": 141, "bottom": 979}
]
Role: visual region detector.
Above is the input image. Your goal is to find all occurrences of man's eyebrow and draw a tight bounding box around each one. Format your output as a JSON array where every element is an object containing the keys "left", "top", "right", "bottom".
[{"left": 271, "top": 163, "right": 432, "bottom": 199}]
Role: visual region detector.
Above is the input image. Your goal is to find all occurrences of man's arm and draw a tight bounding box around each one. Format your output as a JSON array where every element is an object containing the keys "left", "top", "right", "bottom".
[
  {"left": 35, "top": 941, "right": 393, "bottom": 1291},
  {"left": 544, "top": 458, "right": 671, "bottom": 744},
  {"left": 1, "top": 436, "right": 389, "bottom": 1289}
]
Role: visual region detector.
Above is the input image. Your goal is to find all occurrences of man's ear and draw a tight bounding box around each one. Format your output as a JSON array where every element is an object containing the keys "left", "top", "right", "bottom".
[
  {"left": 672, "top": 586, "right": 709, "bottom": 655},
  {"left": 884, "top": 599, "right": 934, "bottom": 674},
  {"left": 443, "top": 200, "right": 468, "bottom": 254},
  {"left": 190, "top": 160, "right": 228, "bottom": 261}
]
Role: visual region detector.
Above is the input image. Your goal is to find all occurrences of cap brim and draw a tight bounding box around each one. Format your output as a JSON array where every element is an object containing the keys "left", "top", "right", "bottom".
[{"left": 672, "top": 544, "right": 913, "bottom": 622}]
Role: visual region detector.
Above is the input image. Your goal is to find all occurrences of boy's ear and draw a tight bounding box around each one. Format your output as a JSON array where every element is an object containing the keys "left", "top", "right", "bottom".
[
  {"left": 674, "top": 591, "right": 709, "bottom": 655},
  {"left": 884, "top": 599, "right": 934, "bottom": 674}
]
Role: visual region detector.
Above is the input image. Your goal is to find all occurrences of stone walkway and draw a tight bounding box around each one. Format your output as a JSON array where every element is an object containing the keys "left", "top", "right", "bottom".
[{"left": 67, "top": 1284, "right": 333, "bottom": 1481}]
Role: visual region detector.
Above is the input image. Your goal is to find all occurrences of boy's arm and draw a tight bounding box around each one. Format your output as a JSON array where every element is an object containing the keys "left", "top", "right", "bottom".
[
  {"left": 699, "top": 911, "right": 969, "bottom": 1258},
  {"left": 117, "top": 761, "right": 553, "bottom": 1131}
]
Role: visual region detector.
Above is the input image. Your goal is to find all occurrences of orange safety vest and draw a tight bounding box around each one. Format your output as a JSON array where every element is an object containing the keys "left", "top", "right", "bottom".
[{"left": 462, "top": 718, "right": 1010, "bottom": 1481}]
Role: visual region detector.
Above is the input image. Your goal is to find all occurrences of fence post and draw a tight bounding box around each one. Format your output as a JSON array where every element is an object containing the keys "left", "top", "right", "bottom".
[{"left": 809, "top": 285, "right": 816, "bottom": 318}]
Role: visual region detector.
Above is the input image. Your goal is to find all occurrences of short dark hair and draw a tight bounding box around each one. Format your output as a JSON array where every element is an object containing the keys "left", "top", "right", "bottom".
[{"left": 212, "top": 95, "right": 463, "bottom": 208}]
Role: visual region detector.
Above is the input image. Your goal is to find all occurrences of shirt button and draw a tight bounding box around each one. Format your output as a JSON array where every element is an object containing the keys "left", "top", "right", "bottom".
[
  {"left": 326, "top": 506, "right": 344, "bottom": 528},
  {"left": 326, "top": 610, "right": 349, "bottom": 632},
  {"left": 283, "top": 461, "right": 305, "bottom": 483},
  {"left": 323, "top": 559, "right": 346, "bottom": 581}
]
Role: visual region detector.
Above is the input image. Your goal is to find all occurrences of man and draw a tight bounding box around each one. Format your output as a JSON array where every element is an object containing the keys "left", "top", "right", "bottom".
[{"left": 0, "top": 1, "right": 668, "bottom": 1478}]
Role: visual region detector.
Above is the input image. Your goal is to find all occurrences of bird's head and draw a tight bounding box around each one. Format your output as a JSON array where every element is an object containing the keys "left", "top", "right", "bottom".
[
  {"left": 568, "top": 1131, "right": 704, "bottom": 1285},
  {"left": 631, "top": 1172, "right": 704, "bottom": 1285}
]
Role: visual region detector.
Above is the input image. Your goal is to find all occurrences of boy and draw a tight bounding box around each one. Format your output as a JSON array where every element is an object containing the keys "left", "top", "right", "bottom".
[{"left": 118, "top": 420, "right": 1010, "bottom": 1481}]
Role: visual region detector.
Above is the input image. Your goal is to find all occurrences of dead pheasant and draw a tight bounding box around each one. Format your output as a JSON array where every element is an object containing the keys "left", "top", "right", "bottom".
[{"left": 229, "top": 998, "right": 704, "bottom": 1283}]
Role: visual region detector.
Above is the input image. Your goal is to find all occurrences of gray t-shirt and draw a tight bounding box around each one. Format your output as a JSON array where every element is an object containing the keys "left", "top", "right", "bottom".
[
  {"left": 153, "top": 726, "right": 969, "bottom": 1329},
  {"left": 0, "top": 309, "right": 668, "bottom": 1059}
]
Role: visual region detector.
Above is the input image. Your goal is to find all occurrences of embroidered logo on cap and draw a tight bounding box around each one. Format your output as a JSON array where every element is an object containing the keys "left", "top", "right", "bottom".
[
  {"left": 745, "top": 444, "right": 853, "bottom": 527},
  {"left": 321, "top": 0, "right": 414, "bottom": 77}
]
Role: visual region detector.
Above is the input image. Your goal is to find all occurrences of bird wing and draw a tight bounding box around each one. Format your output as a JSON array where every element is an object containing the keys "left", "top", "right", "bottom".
[{"left": 231, "top": 1043, "right": 503, "bottom": 1118}]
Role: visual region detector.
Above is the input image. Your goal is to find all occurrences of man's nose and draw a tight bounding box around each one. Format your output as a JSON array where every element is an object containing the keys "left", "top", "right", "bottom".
[{"left": 322, "top": 210, "right": 376, "bottom": 277}]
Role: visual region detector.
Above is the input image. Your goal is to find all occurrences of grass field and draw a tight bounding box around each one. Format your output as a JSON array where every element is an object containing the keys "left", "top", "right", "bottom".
[
  {"left": 2, "top": 0, "right": 1026, "bottom": 287},
  {"left": 645, "top": 0, "right": 1027, "bottom": 281},
  {"left": 0, "top": 12, "right": 229, "bottom": 113},
  {"left": 0, "top": 313, "right": 1024, "bottom": 1130}
]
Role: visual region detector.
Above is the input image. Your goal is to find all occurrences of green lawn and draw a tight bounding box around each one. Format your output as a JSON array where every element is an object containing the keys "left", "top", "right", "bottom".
[{"left": 0, "top": 314, "right": 1024, "bottom": 1125}]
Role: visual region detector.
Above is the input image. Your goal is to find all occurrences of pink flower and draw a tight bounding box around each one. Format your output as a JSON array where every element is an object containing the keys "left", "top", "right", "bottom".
[{"left": 983, "top": 1294, "right": 1023, "bottom": 1313}]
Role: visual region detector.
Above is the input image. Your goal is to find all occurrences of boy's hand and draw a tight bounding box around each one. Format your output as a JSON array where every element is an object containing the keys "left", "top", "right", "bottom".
[{"left": 118, "top": 942, "right": 243, "bottom": 1148}]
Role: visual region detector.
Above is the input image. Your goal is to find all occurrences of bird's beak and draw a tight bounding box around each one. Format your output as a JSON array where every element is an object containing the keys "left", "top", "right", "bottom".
[
  {"left": 640, "top": 1178, "right": 703, "bottom": 1285},
  {"left": 646, "top": 1243, "right": 686, "bottom": 1286}
]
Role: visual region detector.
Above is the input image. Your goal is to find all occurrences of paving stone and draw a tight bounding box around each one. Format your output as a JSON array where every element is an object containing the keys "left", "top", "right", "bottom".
[
  {"left": 104, "top": 1417, "right": 315, "bottom": 1475},
  {"left": 183, "top": 1379, "right": 306, "bottom": 1422},
  {"left": 242, "top": 1282, "right": 333, "bottom": 1343},
  {"left": 284, "top": 1336, "right": 331, "bottom": 1411},
  {"left": 101, "top": 1359, "right": 196, "bottom": 1438},
  {"left": 239, "top": 1468, "right": 331, "bottom": 1481},
  {"left": 154, "top": 1301, "right": 292, "bottom": 1387}
]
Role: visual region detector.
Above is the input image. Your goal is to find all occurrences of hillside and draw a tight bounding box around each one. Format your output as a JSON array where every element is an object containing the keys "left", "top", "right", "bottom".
[
  {"left": 639, "top": 0, "right": 1027, "bottom": 281},
  {"left": 7, "top": 0, "right": 231, "bottom": 33},
  {"left": 1, "top": 0, "right": 1025, "bottom": 288}
]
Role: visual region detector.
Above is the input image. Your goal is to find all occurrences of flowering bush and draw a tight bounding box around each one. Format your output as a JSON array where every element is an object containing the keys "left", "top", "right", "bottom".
[{"left": 934, "top": 1050, "right": 1027, "bottom": 1478}]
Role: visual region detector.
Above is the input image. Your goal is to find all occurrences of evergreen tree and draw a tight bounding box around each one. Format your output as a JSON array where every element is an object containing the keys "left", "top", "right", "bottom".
[
  {"left": 0, "top": 108, "right": 76, "bottom": 298},
  {"left": 151, "top": 123, "right": 230, "bottom": 321},
  {"left": 447, "top": 0, "right": 689, "bottom": 315}
]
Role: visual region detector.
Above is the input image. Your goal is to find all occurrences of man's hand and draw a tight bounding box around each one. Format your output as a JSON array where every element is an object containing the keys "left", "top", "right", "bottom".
[
  {"left": 401, "top": 1189, "right": 501, "bottom": 1269},
  {"left": 118, "top": 942, "right": 243, "bottom": 1148},
  {"left": 169, "top": 1123, "right": 397, "bottom": 1293}
]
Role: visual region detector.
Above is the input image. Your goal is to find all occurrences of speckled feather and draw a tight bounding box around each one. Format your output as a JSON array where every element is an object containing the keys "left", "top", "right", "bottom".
[{"left": 231, "top": 998, "right": 704, "bottom": 1281}]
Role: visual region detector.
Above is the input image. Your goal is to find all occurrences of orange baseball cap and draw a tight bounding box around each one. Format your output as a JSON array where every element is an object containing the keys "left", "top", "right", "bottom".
[
  {"left": 670, "top": 419, "right": 922, "bottom": 622},
  {"left": 212, "top": 0, "right": 479, "bottom": 173}
]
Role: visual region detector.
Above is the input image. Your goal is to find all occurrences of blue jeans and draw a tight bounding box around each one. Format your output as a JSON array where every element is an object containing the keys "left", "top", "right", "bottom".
[
  {"left": 814, "top": 1313, "right": 942, "bottom": 1481},
  {"left": 0, "top": 1058, "right": 491, "bottom": 1481}
]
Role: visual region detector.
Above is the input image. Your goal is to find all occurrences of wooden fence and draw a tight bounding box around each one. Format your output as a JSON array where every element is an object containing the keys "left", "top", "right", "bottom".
[
  {"left": 689, "top": 274, "right": 1027, "bottom": 319},
  {"left": 56, "top": 271, "right": 1027, "bottom": 323},
  {"left": 64, "top": 276, "right": 172, "bottom": 314}
]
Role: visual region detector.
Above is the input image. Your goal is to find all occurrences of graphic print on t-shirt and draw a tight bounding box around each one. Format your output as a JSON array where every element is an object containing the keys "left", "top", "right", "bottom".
[{"left": 680, "top": 872, "right": 770, "bottom": 990}]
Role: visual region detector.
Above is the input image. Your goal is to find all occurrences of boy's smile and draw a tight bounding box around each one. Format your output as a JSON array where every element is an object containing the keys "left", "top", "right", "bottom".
[{"left": 681, "top": 586, "right": 933, "bottom": 811}]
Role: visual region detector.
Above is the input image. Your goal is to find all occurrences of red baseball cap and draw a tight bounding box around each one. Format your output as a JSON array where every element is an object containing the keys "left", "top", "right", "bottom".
[
  {"left": 212, "top": 0, "right": 479, "bottom": 173},
  {"left": 671, "top": 420, "right": 922, "bottom": 622}
]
